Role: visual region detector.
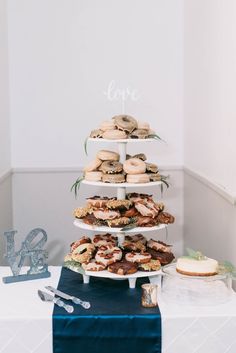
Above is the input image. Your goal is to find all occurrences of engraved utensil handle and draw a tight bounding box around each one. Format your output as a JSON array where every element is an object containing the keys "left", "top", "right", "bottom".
[
  {"left": 54, "top": 298, "right": 74, "bottom": 313},
  {"left": 72, "top": 297, "right": 91, "bottom": 309}
]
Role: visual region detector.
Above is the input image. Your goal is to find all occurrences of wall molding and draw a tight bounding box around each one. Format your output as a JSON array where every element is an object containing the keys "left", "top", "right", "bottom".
[
  {"left": 0, "top": 169, "right": 12, "bottom": 183},
  {"left": 184, "top": 167, "right": 236, "bottom": 206}
]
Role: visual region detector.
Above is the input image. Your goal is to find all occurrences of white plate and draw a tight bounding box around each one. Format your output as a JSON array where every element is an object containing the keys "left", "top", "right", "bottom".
[
  {"left": 73, "top": 219, "right": 167, "bottom": 233},
  {"left": 82, "top": 180, "right": 162, "bottom": 188},
  {"left": 87, "top": 137, "right": 158, "bottom": 143},
  {"left": 85, "top": 269, "right": 162, "bottom": 280}
]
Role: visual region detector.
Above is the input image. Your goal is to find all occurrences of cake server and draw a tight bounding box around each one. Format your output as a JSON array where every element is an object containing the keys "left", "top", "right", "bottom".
[
  {"left": 38, "top": 290, "right": 74, "bottom": 313},
  {"left": 45, "top": 285, "right": 91, "bottom": 309}
]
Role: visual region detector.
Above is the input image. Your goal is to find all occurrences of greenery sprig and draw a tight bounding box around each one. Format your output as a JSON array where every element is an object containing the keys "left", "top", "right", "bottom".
[
  {"left": 84, "top": 137, "right": 89, "bottom": 156},
  {"left": 120, "top": 217, "right": 137, "bottom": 231},
  {"left": 181, "top": 248, "right": 207, "bottom": 261},
  {"left": 64, "top": 260, "right": 85, "bottom": 275},
  {"left": 148, "top": 133, "right": 166, "bottom": 143},
  {"left": 71, "top": 175, "right": 84, "bottom": 198},
  {"left": 218, "top": 261, "right": 236, "bottom": 279}
]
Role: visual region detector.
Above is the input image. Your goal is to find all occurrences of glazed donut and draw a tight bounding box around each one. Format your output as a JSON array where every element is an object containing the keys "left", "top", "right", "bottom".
[
  {"left": 126, "top": 173, "right": 150, "bottom": 183},
  {"left": 108, "top": 260, "right": 138, "bottom": 275},
  {"left": 137, "top": 121, "right": 150, "bottom": 130},
  {"left": 156, "top": 212, "right": 175, "bottom": 224},
  {"left": 122, "top": 240, "right": 146, "bottom": 252},
  {"left": 132, "top": 153, "right": 147, "bottom": 161},
  {"left": 146, "top": 163, "right": 158, "bottom": 173},
  {"left": 96, "top": 150, "right": 120, "bottom": 161},
  {"left": 99, "top": 161, "right": 123, "bottom": 174},
  {"left": 123, "top": 158, "right": 146, "bottom": 175},
  {"left": 146, "top": 248, "right": 175, "bottom": 265},
  {"left": 73, "top": 206, "right": 93, "bottom": 219},
  {"left": 90, "top": 129, "right": 104, "bottom": 138},
  {"left": 125, "top": 251, "right": 151, "bottom": 264},
  {"left": 64, "top": 253, "right": 73, "bottom": 262},
  {"left": 93, "top": 209, "right": 121, "bottom": 220},
  {"left": 95, "top": 244, "right": 122, "bottom": 267},
  {"left": 99, "top": 120, "right": 115, "bottom": 131},
  {"left": 147, "top": 173, "right": 161, "bottom": 182},
  {"left": 102, "top": 130, "right": 127, "bottom": 140},
  {"left": 147, "top": 239, "right": 172, "bottom": 253},
  {"left": 83, "top": 214, "right": 102, "bottom": 226},
  {"left": 125, "top": 234, "right": 147, "bottom": 244},
  {"left": 71, "top": 243, "right": 95, "bottom": 263},
  {"left": 86, "top": 196, "right": 114, "bottom": 208},
  {"left": 83, "top": 158, "right": 102, "bottom": 172},
  {"left": 121, "top": 206, "right": 139, "bottom": 218},
  {"left": 82, "top": 260, "right": 106, "bottom": 271},
  {"left": 106, "top": 217, "right": 130, "bottom": 228},
  {"left": 113, "top": 115, "right": 138, "bottom": 133},
  {"left": 138, "top": 259, "right": 161, "bottom": 272},
  {"left": 70, "top": 236, "right": 91, "bottom": 252},
  {"left": 92, "top": 233, "right": 117, "bottom": 247},
  {"left": 136, "top": 216, "right": 157, "bottom": 227},
  {"left": 102, "top": 173, "right": 125, "bottom": 183},
  {"left": 84, "top": 171, "right": 102, "bottom": 182},
  {"left": 129, "top": 129, "right": 149, "bottom": 139},
  {"left": 106, "top": 199, "right": 133, "bottom": 210}
]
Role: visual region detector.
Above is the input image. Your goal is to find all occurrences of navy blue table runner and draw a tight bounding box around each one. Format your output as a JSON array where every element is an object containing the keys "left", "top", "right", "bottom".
[{"left": 53, "top": 267, "right": 161, "bottom": 353}]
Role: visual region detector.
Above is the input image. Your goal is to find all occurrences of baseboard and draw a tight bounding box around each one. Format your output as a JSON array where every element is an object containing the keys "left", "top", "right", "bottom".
[{"left": 184, "top": 167, "right": 236, "bottom": 206}]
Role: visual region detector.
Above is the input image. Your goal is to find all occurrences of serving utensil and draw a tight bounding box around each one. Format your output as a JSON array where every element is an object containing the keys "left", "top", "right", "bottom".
[
  {"left": 38, "top": 290, "right": 74, "bottom": 313},
  {"left": 45, "top": 285, "right": 91, "bottom": 309}
]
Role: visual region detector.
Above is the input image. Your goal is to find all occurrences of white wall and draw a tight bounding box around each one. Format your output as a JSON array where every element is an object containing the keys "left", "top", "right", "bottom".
[
  {"left": 7, "top": 0, "right": 184, "bottom": 169},
  {"left": 184, "top": 0, "right": 236, "bottom": 194},
  {"left": 0, "top": 0, "right": 11, "bottom": 175},
  {"left": 184, "top": 0, "right": 236, "bottom": 274}
]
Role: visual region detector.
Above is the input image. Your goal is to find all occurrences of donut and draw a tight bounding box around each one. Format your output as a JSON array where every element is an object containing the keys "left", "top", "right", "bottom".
[
  {"left": 129, "top": 129, "right": 149, "bottom": 139},
  {"left": 113, "top": 115, "right": 138, "bottom": 133},
  {"left": 146, "top": 163, "right": 158, "bottom": 173},
  {"left": 95, "top": 245, "right": 122, "bottom": 267},
  {"left": 70, "top": 236, "right": 91, "bottom": 252},
  {"left": 83, "top": 158, "right": 102, "bottom": 172},
  {"left": 102, "top": 130, "right": 127, "bottom": 140},
  {"left": 83, "top": 214, "right": 103, "bottom": 226},
  {"left": 123, "top": 158, "right": 146, "bottom": 175},
  {"left": 84, "top": 171, "right": 102, "bottom": 182},
  {"left": 122, "top": 240, "right": 146, "bottom": 252},
  {"left": 125, "top": 234, "right": 147, "bottom": 244},
  {"left": 136, "top": 216, "right": 157, "bottom": 227},
  {"left": 86, "top": 196, "right": 114, "bottom": 208},
  {"left": 99, "top": 161, "right": 123, "bottom": 174},
  {"left": 99, "top": 120, "right": 115, "bottom": 131},
  {"left": 71, "top": 243, "right": 95, "bottom": 263},
  {"left": 125, "top": 251, "right": 151, "bottom": 264},
  {"left": 138, "top": 259, "right": 161, "bottom": 272},
  {"left": 90, "top": 129, "right": 104, "bottom": 138},
  {"left": 126, "top": 173, "right": 150, "bottom": 183},
  {"left": 137, "top": 121, "right": 150, "bottom": 130},
  {"left": 132, "top": 153, "right": 147, "bottom": 161},
  {"left": 93, "top": 209, "right": 121, "bottom": 220},
  {"left": 102, "top": 173, "right": 125, "bottom": 183},
  {"left": 92, "top": 233, "right": 117, "bottom": 247},
  {"left": 147, "top": 239, "right": 172, "bottom": 253},
  {"left": 148, "top": 173, "right": 161, "bottom": 182},
  {"left": 147, "top": 248, "right": 175, "bottom": 265},
  {"left": 156, "top": 212, "right": 175, "bottom": 224},
  {"left": 96, "top": 150, "right": 120, "bottom": 161},
  {"left": 64, "top": 253, "right": 73, "bottom": 262},
  {"left": 108, "top": 260, "right": 138, "bottom": 275},
  {"left": 106, "top": 217, "right": 130, "bottom": 227},
  {"left": 126, "top": 193, "right": 152, "bottom": 201},
  {"left": 82, "top": 260, "right": 106, "bottom": 271},
  {"left": 121, "top": 206, "right": 139, "bottom": 218},
  {"left": 73, "top": 206, "right": 93, "bottom": 219},
  {"left": 106, "top": 199, "right": 133, "bottom": 210}
]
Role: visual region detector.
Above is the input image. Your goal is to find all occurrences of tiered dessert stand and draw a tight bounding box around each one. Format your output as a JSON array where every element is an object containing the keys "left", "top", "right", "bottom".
[{"left": 74, "top": 137, "right": 167, "bottom": 288}]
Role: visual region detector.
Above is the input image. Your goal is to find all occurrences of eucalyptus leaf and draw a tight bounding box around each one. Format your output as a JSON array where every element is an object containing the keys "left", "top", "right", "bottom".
[
  {"left": 186, "top": 248, "right": 206, "bottom": 260},
  {"left": 71, "top": 176, "right": 84, "bottom": 198},
  {"left": 218, "top": 261, "right": 236, "bottom": 277},
  {"left": 63, "top": 260, "right": 85, "bottom": 275},
  {"left": 148, "top": 134, "right": 165, "bottom": 142},
  {"left": 84, "top": 137, "right": 89, "bottom": 156},
  {"left": 120, "top": 223, "right": 137, "bottom": 232}
]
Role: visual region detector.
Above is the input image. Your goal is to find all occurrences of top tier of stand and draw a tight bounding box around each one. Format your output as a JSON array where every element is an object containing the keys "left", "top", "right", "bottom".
[{"left": 87, "top": 137, "right": 157, "bottom": 143}]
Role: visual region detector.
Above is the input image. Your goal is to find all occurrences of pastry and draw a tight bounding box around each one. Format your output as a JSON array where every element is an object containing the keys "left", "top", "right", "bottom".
[
  {"left": 137, "top": 121, "right": 150, "bottom": 130},
  {"left": 138, "top": 259, "right": 161, "bottom": 271},
  {"left": 121, "top": 206, "right": 139, "bottom": 217},
  {"left": 122, "top": 240, "right": 146, "bottom": 252},
  {"left": 146, "top": 163, "right": 158, "bottom": 173},
  {"left": 126, "top": 173, "right": 149, "bottom": 183},
  {"left": 71, "top": 243, "right": 95, "bottom": 263},
  {"left": 157, "top": 212, "right": 175, "bottom": 224},
  {"left": 123, "top": 158, "right": 146, "bottom": 175},
  {"left": 73, "top": 206, "right": 93, "bottom": 219},
  {"left": 108, "top": 260, "right": 138, "bottom": 275},
  {"left": 83, "top": 158, "right": 102, "bottom": 172},
  {"left": 70, "top": 236, "right": 91, "bottom": 252},
  {"left": 125, "top": 251, "right": 151, "bottom": 264},
  {"left": 102, "top": 129, "right": 127, "bottom": 140},
  {"left": 176, "top": 256, "right": 218, "bottom": 276},
  {"left": 147, "top": 239, "right": 172, "bottom": 253},
  {"left": 84, "top": 171, "right": 102, "bottom": 182},
  {"left": 132, "top": 153, "right": 147, "bottom": 161},
  {"left": 99, "top": 120, "right": 116, "bottom": 131},
  {"left": 125, "top": 234, "right": 147, "bottom": 244},
  {"left": 99, "top": 161, "right": 123, "bottom": 174},
  {"left": 96, "top": 150, "right": 120, "bottom": 161},
  {"left": 90, "top": 129, "right": 104, "bottom": 138},
  {"left": 82, "top": 260, "right": 106, "bottom": 271},
  {"left": 95, "top": 244, "right": 122, "bottom": 267},
  {"left": 92, "top": 233, "right": 117, "bottom": 247},
  {"left": 93, "top": 209, "right": 121, "bottom": 220},
  {"left": 86, "top": 196, "right": 113, "bottom": 208},
  {"left": 147, "top": 248, "right": 175, "bottom": 265},
  {"left": 106, "top": 199, "right": 133, "bottom": 210},
  {"left": 106, "top": 217, "right": 130, "bottom": 227},
  {"left": 129, "top": 129, "right": 149, "bottom": 139},
  {"left": 113, "top": 115, "right": 138, "bottom": 133},
  {"left": 102, "top": 173, "right": 126, "bottom": 183},
  {"left": 148, "top": 173, "right": 161, "bottom": 182}
]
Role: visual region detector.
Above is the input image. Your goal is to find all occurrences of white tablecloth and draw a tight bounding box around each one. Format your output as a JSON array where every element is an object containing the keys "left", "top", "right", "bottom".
[{"left": 1, "top": 266, "right": 236, "bottom": 353}]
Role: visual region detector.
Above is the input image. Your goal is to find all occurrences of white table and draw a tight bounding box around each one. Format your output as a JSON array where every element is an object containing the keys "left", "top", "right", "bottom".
[{"left": 0, "top": 266, "right": 236, "bottom": 353}]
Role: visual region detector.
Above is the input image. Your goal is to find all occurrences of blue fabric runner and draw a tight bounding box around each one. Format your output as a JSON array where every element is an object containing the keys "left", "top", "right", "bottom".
[{"left": 53, "top": 267, "right": 161, "bottom": 353}]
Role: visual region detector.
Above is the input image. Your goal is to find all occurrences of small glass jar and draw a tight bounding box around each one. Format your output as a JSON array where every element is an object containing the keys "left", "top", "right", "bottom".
[{"left": 141, "top": 284, "right": 158, "bottom": 307}]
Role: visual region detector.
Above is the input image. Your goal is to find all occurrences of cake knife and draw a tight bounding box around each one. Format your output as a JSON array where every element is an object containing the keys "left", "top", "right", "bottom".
[
  {"left": 45, "top": 286, "right": 91, "bottom": 309},
  {"left": 38, "top": 290, "right": 74, "bottom": 313}
]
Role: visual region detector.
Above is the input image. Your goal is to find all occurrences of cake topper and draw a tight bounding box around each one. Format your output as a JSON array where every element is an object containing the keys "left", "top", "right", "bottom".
[{"left": 2, "top": 228, "right": 51, "bottom": 283}]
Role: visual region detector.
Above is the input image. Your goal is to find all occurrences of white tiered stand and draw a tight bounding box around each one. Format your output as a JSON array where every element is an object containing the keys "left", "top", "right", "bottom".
[{"left": 74, "top": 137, "right": 167, "bottom": 288}]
